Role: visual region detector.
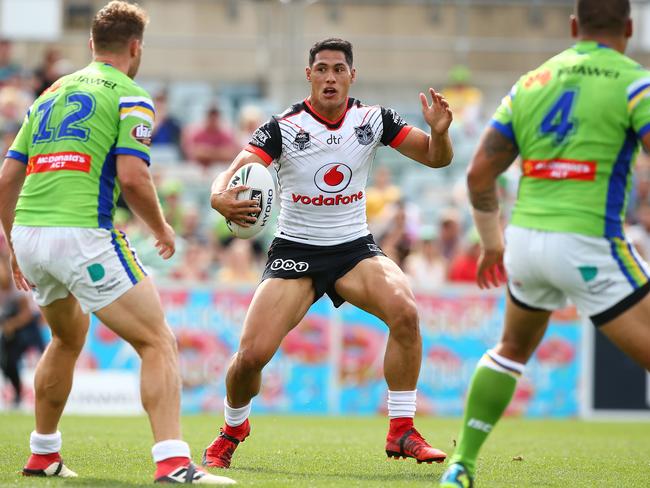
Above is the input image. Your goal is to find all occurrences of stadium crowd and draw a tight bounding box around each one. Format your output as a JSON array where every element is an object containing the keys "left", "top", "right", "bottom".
[{"left": 2, "top": 38, "right": 650, "bottom": 294}]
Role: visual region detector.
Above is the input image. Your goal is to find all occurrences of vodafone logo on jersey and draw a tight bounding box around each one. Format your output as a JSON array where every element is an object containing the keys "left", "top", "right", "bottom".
[
  {"left": 291, "top": 162, "right": 361, "bottom": 207},
  {"left": 314, "top": 163, "right": 352, "bottom": 193}
]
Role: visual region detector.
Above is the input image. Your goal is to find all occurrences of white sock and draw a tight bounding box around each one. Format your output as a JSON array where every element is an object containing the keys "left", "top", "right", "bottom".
[
  {"left": 224, "top": 397, "right": 251, "bottom": 427},
  {"left": 479, "top": 349, "right": 525, "bottom": 378},
  {"left": 30, "top": 431, "right": 62, "bottom": 455},
  {"left": 151, "top": 439, "right": 191, "bottom": 463},
  {"left": 387, "top": 390, "right": 417, "bottom": 419}
]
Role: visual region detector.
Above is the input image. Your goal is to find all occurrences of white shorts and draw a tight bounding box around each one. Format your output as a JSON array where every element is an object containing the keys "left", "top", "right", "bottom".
[
  {"left": 11, "top": 226, "right": 148, "bottom": 314},
  {"left": 504, "top": 226, "right": 650, "bottom": 326}
]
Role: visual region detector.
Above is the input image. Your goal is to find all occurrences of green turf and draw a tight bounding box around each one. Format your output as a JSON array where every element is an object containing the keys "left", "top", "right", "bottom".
[{"left": 1, "top": 413, "right": 649, "bottom": 486}]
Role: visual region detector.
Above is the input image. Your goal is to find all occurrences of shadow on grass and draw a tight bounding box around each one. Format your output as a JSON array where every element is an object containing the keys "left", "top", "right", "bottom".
[
  {"left": 65, "top": 479, "right": 148, "bottom": 487},
  {"left": 235, "top": 466, "right": 440, "bottom": 482}
]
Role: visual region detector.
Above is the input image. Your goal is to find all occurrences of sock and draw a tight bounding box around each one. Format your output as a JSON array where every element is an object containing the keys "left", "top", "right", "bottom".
[
  {"left": 152, "top": 440, "right": 191, "bottom": 478},
  {"left": 389, "top": 417, "right": 414, "bottom": 436},
  {"left": 30, "top": 431, "right": 62, "bottom": 455},
  {"left": 450, "top": 350, "right": 525, "bottom": 477},
  {"left": 224, "top": 397, "right": 251, "bottom": 428},
  {"left": 387, "top": 390, "right": 417, "bottom": 419}
]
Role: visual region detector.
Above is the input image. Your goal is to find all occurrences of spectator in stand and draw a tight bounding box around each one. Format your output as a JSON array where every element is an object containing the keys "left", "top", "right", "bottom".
[
  {"left": 170, "top": 238, "right": 213, "bottom": 282},
  {"left": 448, "top": 228, "right": 481, "bottom": 283},
  {"left": 0, "top": 256, "right": 45, "bottom": 408},
  {"left": 0, "top": 84, "right": 33, "bottom": 128},
  {"left": 215, "top": 239, "right": 261, "bottom": 286},
  {"left": 627, "top": 202, "right": 650, "bottom": 260},
  {"left": 366, "top": 166, "right": 401, "bottom": 230},
  {"left": 438, "top": 207, "right": 463, "bottom": 262},
  {"left": 182, "top": 104, "right": 238, "bottom": 169},
  {"left": 159, "top": 179, "right": 185, "bottom": 232},
  {"left": 32, "top": 46, "right": 73, "bottom": 96},
  {"left": 0, "top": 39, "right": 21, "bottom": 87},
  {"left": 404, "top": 226, "right": 447, "bottom": 291},
  {"left": 151, "top": 90, "right": 182, "bottom": 153},
  {"left": 237, "top": 105, "right": 264, "bottom": 147},
  {"left": 378, "top": 201, "right": 415, "bottom": 269},
  {"left": 179, "top": 204, "right": 204, "bottom": 242},
  {"left": 441, "top": 65, "right": 483, "bottom": 135}
]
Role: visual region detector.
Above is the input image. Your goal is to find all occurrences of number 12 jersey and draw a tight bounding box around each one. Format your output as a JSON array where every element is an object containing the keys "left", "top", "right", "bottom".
[{"left": 8, "top": 62, "right": 155, "bottom": 229}]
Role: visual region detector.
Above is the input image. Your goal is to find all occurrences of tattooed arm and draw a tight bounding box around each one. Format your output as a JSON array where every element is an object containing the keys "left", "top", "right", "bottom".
[
  {"left": 467, "top": 126, "right": 519, "bottom": 289},
  {"left": 467, "top": 127, "right": 519, "bottom": 211}
]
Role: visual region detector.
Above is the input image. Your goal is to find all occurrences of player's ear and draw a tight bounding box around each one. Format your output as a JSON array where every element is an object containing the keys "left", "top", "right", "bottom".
[
  {"left": 626, "top": 18, "right": 633, "bottom": 39},
  {"left": 306, "top": 66, "right": 312, "bottom": 82},
  {"left": 350, "top": 67, "right": 356, "bottom": 84},
  {"left": 88, "top": 38, "right": 94, "bottom": 52},
  {"left": 129, "top": 37, "right": 140, "bottom": 57},
  {"left": 570, "top": 15, "right": 578, "bottom": 38}
]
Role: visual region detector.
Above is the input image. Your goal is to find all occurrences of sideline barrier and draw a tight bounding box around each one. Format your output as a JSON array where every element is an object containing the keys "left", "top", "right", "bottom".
[{"left": 1, "top": 286, "right": 581, "bottom": 416}]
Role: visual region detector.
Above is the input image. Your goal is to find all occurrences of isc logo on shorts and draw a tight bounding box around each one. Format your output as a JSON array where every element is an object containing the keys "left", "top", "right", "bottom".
[{"left": 270, "top": 259, "right": 309, "bottom": 272}]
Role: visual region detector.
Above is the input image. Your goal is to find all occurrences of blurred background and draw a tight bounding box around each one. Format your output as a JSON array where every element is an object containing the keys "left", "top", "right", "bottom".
[{"left": 1, "top": 0, "right": 649, "bottom": 419}]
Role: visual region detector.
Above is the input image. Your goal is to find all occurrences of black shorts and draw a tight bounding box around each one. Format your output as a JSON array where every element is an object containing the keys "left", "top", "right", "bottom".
[{"left": 261, "top": 234, "right": 385, "bottom": 307}]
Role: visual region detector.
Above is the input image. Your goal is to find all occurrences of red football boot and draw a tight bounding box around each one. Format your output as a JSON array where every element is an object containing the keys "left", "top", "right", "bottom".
[
  {"left": 22, "top": 452, "right": 78, "bottom": 478},
  {"left": 385, "top": 419, "right": 447, "bottom": 464},
  {"left": 202, "top": 419, "right": 250, "bottom": 469}
]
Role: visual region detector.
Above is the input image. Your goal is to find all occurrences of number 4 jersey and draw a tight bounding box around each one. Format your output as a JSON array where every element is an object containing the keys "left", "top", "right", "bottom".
[
  {"left": 492, "top": 40, "right": 650, "bottom": 239},
  {"left": 8, "top": 62, "right": 154, "bottom": 229}
]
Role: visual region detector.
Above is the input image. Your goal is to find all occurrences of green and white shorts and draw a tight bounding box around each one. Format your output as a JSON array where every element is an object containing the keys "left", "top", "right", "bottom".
[
  {"left": 505, "top": 225, "right": 650, "bottom": 326},
  {"left": 12, "top": 226, "right": 147, "bottom": 314}
]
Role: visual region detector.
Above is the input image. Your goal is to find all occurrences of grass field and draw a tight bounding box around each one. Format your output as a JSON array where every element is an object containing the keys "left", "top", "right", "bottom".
[{"left": 1, "top": 413, "right": 649, "bottom": 487}]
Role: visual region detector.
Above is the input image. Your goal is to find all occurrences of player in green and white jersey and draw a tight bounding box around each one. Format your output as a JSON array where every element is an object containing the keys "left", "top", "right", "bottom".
[
  {"left": 441, "top": 1, "right": 650, "bottom": 486},
  {"left": 0, "top": 1, "right": 233, "bottom": 485}
]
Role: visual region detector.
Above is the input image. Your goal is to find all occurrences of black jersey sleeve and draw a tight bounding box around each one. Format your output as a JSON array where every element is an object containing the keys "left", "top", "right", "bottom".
[
  {"left": 245, "top": 116, "right": 282, "bottom": 164},
  {"left": 380, "top": 107, "right": 411, "bottom": 147}
]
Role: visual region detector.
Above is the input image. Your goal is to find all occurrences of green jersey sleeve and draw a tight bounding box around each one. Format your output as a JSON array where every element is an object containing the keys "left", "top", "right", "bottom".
[
  {"left": 627, "top": 74, "right": 650, "bottom": 138},
  {"left": 489, "top": 82, "right": 518, "bottom": 144},
  {"left": 114, "top": 93, "right": 155, "bottom": 165},
  {"left": 7, "top": 110, "right": 32, "bottom": 164}
]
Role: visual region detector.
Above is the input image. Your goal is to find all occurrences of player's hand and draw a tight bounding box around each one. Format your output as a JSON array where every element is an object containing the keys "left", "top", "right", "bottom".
[
  {"left": 9, "top": 252, "right": 33, "bottom": 292},
  {"left": 420, "top": 88, "right": 453, "bottom": 135},
  {"left": 154, "top": 223, "right": 176, "bottom": 260},
  {"left": 476, "top": 247, "right": 506, "bottom": 289},
  {"left": 210, "top": 185, "right": 261, "bottom": 228}
]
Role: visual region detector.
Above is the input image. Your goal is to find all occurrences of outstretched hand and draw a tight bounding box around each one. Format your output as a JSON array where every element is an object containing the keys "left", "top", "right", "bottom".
[{"left": 420, "top": 88, "right": 453, "bottom": 135}]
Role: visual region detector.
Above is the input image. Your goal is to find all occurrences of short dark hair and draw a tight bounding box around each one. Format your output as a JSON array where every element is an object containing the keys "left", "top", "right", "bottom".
[
  {"left": 309, "top": 38, "right": 353, "bottom": 67},
  {"left": 576, "top": 0, "right": 630, "bottom": 36},
  {"left": 92, "top": 1, "right": 148, "bottom": 53}
]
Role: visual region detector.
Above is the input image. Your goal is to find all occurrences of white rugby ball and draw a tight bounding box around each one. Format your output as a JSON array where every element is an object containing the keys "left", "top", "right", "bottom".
[{"left": 226, "top": 163, "right": 276, "bottom": 239}]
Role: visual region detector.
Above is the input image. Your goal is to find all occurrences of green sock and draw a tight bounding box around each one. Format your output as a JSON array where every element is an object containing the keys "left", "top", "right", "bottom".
[{"left": 450, "top": 350, "right": 524, "bottom": 477}]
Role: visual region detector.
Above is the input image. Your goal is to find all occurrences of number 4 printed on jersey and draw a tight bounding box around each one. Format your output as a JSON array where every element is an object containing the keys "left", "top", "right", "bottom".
[{"left": 540, "top": 89, "right": 578, "bottom": 145}]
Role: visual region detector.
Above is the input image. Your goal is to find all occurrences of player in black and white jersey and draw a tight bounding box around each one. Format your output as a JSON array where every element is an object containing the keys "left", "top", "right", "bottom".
[{"left": 203, "top": 38, "right": 453, "bottom": 468}]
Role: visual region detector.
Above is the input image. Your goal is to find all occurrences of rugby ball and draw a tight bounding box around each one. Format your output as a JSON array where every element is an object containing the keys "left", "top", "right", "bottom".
[{"left": 226, "top": 163, "right": 275, "bottom": 239}]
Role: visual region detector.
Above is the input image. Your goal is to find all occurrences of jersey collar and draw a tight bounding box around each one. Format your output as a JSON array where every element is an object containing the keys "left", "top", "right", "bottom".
[
  {"left": 303, "top": 97, "right": 354, "bottom": 130},
  {"left": 573, "top": 40, "right": 612, "bottom": 53}
]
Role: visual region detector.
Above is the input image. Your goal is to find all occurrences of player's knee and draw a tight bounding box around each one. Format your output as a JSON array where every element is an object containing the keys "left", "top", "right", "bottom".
[
  {"left": 51, "top": 332, "right": 86, "bottom": 356},
  {"left": 234, "top": 348, "right": 268, "bottom": 374},
  {"left": 135, "top": 325, "right": 178, "bottom": 359},
  {"left": 387, "top": 298, "right": 420, "bottom": 341}
]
